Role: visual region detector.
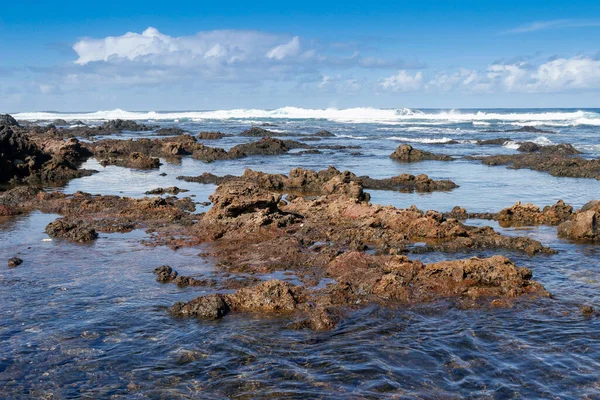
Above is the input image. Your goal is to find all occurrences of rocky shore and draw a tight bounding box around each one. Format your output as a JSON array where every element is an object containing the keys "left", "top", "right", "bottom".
[{"left": 2, "top": 114, "right": 599, "bottom": 331}]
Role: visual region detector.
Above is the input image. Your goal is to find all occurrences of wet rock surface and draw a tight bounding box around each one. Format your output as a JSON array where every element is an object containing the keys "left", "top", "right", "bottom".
[
  {"left": 1, "top": 114, "right": 20, "bottom": 127},
  {"left": 390, "top": 144, "right": 453, "bottom": 162},
  {"left": 100, "top": 152, "right": 161, "bottom": 169},
  {"left": 178, "top": 166, "right": 458, "bottom": 194},
  {"left": 172, "top": 254, "right": 547, "bottom": 329},
  {"left": 7, "top": 257, "right": 23, "bottom": 267},
  {"left": 1, "top": 125, "right": 96, "bottom": 184},
  {"left": 45, "top": 218, "right": 99, "bottom": 243},
  {"left": 145, "top": 187, "right": 189, "bottom": 195},
  {"left": 451, "top": 201, "right": 575, "bottom": 227},
  {"left": 197, "top": 131, "right": 229, "bottom": 140},
  {"left": 558, "top": 200, "right": 600, "bottom": 242},
  {"left": 473, "top": 148, "right": 600, "bottom": 179}
]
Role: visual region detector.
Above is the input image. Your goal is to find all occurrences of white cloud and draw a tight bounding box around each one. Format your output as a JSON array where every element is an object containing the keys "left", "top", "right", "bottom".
[
  {"left": 506, "top": 19, "right": 600, "bottom": 34},
  {"left": 397, "top": 56, "right": 600, "bottom": 94},
  {"left": 485, "top": 57, "right": 600, "bottom": 92},
  {"left": 73, "top": 27, "right": 288, "bottom": 66},
  {"left": 266, "top": 36, "right": 301, "bottom": 60},
  {"left": 380, "top": 70, "right": 423, "bottom": 91}
]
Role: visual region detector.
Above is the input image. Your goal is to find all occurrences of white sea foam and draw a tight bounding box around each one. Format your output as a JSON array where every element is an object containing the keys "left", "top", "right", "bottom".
[
  {"left": 12, "top": 107, "right": 600, "bottom": 126},
  {"left": 503, "top": 136, "right": 555, "bottom": 149},
  {"left": 335, "top": 134, "right": 369, "bottom": 139},
  {"left": 388, "top": 136, "right": 455, "bottom": 144}
]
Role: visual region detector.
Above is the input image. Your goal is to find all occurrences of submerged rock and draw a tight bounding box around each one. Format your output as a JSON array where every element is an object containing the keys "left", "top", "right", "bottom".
[
  {"left": 8, "top": 257, "right": 23, "bottom": 267},
  {"left": 145, "top": 187, "right": 189, "bottom": 195}
]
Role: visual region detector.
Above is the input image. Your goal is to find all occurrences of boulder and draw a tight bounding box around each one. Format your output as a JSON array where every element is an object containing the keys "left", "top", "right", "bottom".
[{"left": 390, "top": 144, "right": 452, "bottom": 162}]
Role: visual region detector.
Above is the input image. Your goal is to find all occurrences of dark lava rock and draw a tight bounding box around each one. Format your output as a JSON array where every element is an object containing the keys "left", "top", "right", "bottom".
[
  {"left": 154, "top": 265, "right": 178, "bottom": 282},
  {"left": 101, "top": 119, "right": 154, "bottom": 132},
  {"left": 145, "top": 186, "right": 189, "bottom": 195},
  {"left": 390, "top": 144, "right": 452, "bottom": 162},
  {"left": 477, "top": 138, "right": 511, "bottom": 146},
  {"left": 230, "top": 137, "right": 291, "bottom": 156},
  {"left": 45, "top": 218, "right": 98, "bottom": 242},
  {"left": 313, "top": 130, "right": 335, "bottom": 137},
  {"left": 539, "top": 143, "right": 581, "bottom": 155},
  {"left": 0, "top": 114, "right": 20, "bottom": 127},
  {"left": 8, "top": 257, "right": 23, "bottom": 267},
  {"left": 155, "top": 127, "right": 185, "bottom": 136},
  {"left": 240, "top": 127, "right": 276, "bottom": 137},
  {"left": 170, "top": 294, "right": 230, "bottom": 319},
  {"left": 52, "top": 119, "right": 68, "bottom": 126},
  {"left": 197, "top": 131, "right": 228, "bottom": 140},
  {"left": 0, "top": 125, "right": 50, "bottom": 183},
  {"left": 0, "top": 186, "right": 43, "bottom": 206},
  {"left": 517, "top": 142, "right": 540, "bottom": 152},
  {"left": 581, "top": 305, "right": 595, "bottom": 316},
  {"left": 101, "top": 152, "right": 161, "bottom": 169},
  {"left": 507, "top": 126, "right": 555, "bottom": 134}
]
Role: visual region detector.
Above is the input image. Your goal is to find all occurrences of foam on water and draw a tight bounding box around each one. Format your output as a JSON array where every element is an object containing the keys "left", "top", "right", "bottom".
[
  {"left": 503, "top": 136, "right": 554, "bottom": 149},
  {"left": 388, "top": 136, "right": 456, "bottom": 144},
  {"left": 12, "top": 107, "right": 600, "bottom": 126}
]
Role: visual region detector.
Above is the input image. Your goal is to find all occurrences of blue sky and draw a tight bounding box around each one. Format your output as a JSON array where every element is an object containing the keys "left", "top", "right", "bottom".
[{"left": 1, "top": 0, "right": 600, "bottom": 111}]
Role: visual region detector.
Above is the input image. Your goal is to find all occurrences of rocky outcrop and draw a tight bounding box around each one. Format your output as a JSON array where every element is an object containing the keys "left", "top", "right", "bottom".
[
  {"left": 230, "top": 137, "right": 292, "bottom": 156},
  {"left": 314, "top": 130, "right": 335, "bottom": 137},
  {"left": 145, "top": 187, "right": 189, "bottom": 195},
  {"left": 495, "top": 200, "right": 574, "bottom": 226},
  {"left": 101, "top": 119, "right": 154, "bottom": 132},
  {"left": 474, "top": 152, "right": 600, "bottom": 180},
  {"left": 557, "top": 201, "right": 600, "bottom": 242},
  {"left": 390, "top": 144, "right": 453, "bottom": 162},
  {"left": 45, "top": 218, "right": 99, "bottom": 242},
  {"left": 1, "top": 126, "right": 95, "bottom": 184},
  {"left": 240, "top": 127, "right": 277, "bottom": 137},
  {"left": 1, "top": 114, "right": 20, "bottom": 127},
  {"left": 170, "top": 254, "right": 547, "bottom": 329},
  {"left": 178, "top": 166, "right": 458, "bottom": 195},
  {"left": 197, "top": 131, "right": 228, "bottom": 140},
  {"left": 507, "top": 126, "right": 555, "bottom": 134},
  {"left": 477, "top": 138, "right": 511, "bottom": 146},
  {"left": 7, "top": 257, "right": 23, "bottom": 267},
  {"left": 155, "top": 127, "right": 185, "bottom": 136},
  {"left": 100, "top": 152, "right": 161, "bottom": 169}
]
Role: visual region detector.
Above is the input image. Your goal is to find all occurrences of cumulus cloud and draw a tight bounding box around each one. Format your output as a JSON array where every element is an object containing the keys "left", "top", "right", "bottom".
[
  {"left": 380, "top": 56, "right": 600, "bottom": 94},
  {"left": 73, "top": 27, "right": 297, "bottom": 66},
  {"left": 379, "top": 70, "right": 423, "bottom": 91},
  {"left": 486, "top": 57, "right": 600, "bottom": 92}
]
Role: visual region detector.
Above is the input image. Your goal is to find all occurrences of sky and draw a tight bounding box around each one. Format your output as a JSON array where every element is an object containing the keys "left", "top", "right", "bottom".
[{"left": 1, "top": 0, "right": 600, "bottom": 112}]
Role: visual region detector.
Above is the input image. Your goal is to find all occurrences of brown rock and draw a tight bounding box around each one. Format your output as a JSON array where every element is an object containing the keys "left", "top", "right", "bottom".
[{"left": 390, "top": 144, "right": 452, "bottom": 162}]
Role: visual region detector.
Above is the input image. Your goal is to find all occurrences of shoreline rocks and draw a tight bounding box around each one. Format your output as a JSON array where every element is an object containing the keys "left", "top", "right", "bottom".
[
  {"left": 390, "top": 144, "right": 453, "bottom": 162},
  {"left": 558, "top": 200, "right": 600, "bottom": 242},
  {"left": 178, "top": 166, "right": 458, "bottom": 195}
]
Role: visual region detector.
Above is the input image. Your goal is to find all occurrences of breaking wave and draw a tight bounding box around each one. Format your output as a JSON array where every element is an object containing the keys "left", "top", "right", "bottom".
[{"left": 12, "top": 107, "right": 600, "bottom": 126}]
